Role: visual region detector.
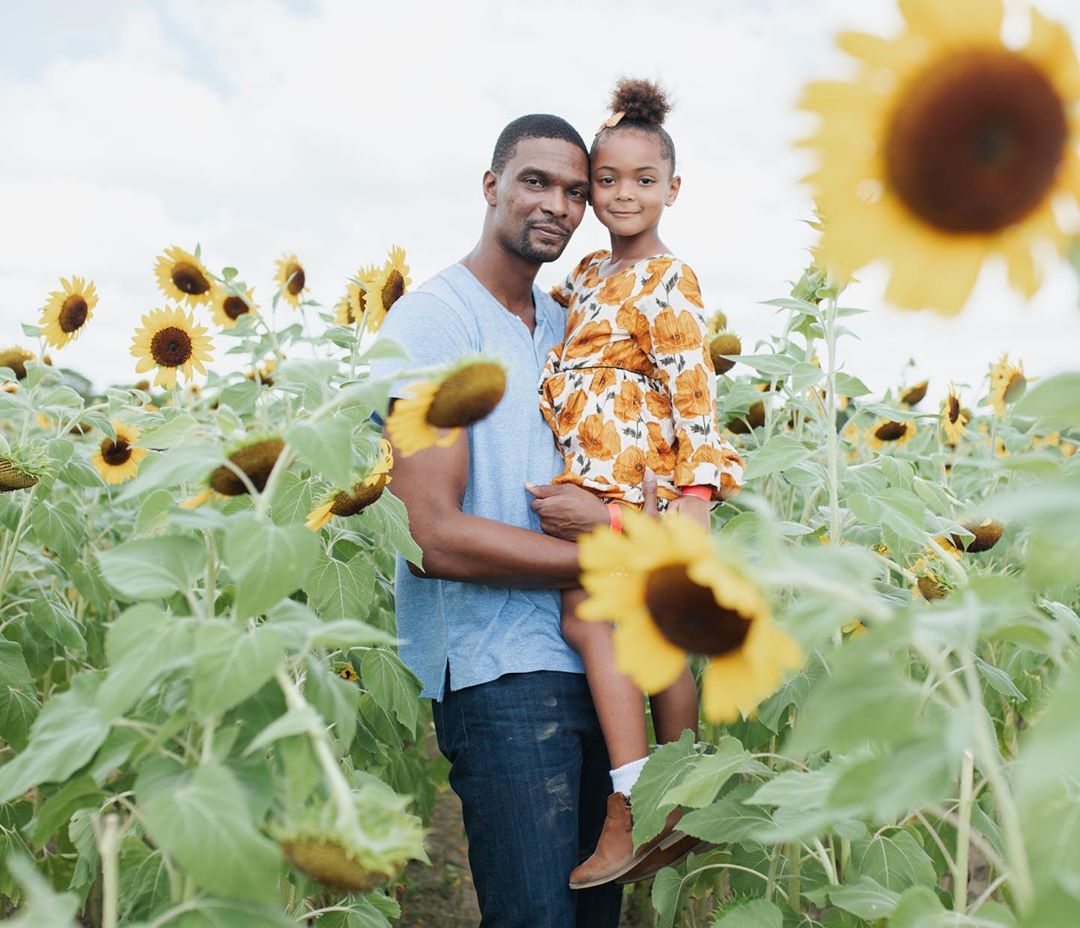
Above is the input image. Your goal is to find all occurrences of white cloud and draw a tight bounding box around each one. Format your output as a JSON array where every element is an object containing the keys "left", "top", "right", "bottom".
[{"left": 1, "top": 0, "right": 1077, "bottom": 401}]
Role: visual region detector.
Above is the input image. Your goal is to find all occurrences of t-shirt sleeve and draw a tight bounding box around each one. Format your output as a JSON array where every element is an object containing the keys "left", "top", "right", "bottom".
[
  {"left": 639, "top": 261, "right": 745, "bottom": 499},
  {"left": 368, "top": 290, "right": 475, "bottom": 401}
]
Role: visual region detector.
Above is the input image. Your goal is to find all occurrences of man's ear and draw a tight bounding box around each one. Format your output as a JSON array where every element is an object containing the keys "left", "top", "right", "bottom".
[
  {"left": 482, "top": 169, "right": 499, "bottom": 207},
  {"left": 665, "top": 174, "right": 682, "bottom": 207}
]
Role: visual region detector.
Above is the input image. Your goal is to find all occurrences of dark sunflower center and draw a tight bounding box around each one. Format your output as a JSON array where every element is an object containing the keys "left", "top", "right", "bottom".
[
  {"left": 381, "top": 270, "right": 405, "bottom": 309},
  {"left": 101, "top": 438, "right": 132, "bottom": 466},
  {"left": 330, "top": 474, "right": 388, "bottom": 517},
  {"left": 171, "top": 262, "right": 211, "bottom": 296},
  {"left": 948, "top": 395, "right": 961, "bottom": 424},
  {"left": 426, "top": 364, "right": 507, "bottom": 428},
  {"left": 209, "top": 438, "right": 284, "bottom": 496},
  {"left": 885, "top": 49, "right": 1068, "bottom": 234},
  {"left": 643, "top": 563, "right": 751, "bottom": 655},
  {"left": 287, "top": 266, "right": 306, "bottom": 296},
  {"left": 875, "top": 421, "right": 908, "bottom": 441},
  {"left": 0, "top": 353, "right": 28, "bottom": 379},
  {"left": 59, "top": 295, "right": 89, "bottom": 333},
  {"left": 223, "top": 296, "right": 250, "bottom": 320},
  {"left": 150, "top": 326, "right": 193, "bottom": 368}
]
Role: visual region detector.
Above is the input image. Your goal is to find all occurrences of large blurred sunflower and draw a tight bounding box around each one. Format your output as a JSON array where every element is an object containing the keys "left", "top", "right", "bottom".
[
  {"left": 306, "top": 439, "right": 393, "bottom": 530},
  {"left": 363, "top": 246, "right": 411, "bottom": 333},
  {"left": 211, "top": 287, "right": 258, "bottom": 329},
  {"left": 155, "top": 246, "right": 215, "bottom": 307},
  {"left": 988, "top": 354, "right": 1027, "bottom": 416},
  {"left": 39, "top": 276, "right": 97, "bottom": 348},
  {"left": 130, "top": 306, "right": 214, "bottom": 389},
  {"left": 90, "top": 421, "right": 147, "bottom": 485},
  {"left": 386, "top": 358, "right": 506, "bottom": 456},
  {"left": 801, "top": 0, "right": 1080, "bottom": 314},
  {"left": 577, "top": 510, "right": 802, "bottom": 722},
  {"left": 274, "top": 254, "right": 307, "bottom": 309}
]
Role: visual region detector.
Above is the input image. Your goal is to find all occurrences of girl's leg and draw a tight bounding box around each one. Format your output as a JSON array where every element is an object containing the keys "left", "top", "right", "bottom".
[
  {"left": 561, "top": 587, "right": 648, "bottom": 768},
  {"left": 648, "top": 666, "right": 699, "bottom": 745}
]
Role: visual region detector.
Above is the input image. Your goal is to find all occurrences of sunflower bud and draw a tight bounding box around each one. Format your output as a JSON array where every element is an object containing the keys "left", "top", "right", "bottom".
[
  {"left": 210, "top": 438, "right": 285, "bottom": 495},
  {"left": 708, "top": 332, "right": 741, "bottom": 375}
]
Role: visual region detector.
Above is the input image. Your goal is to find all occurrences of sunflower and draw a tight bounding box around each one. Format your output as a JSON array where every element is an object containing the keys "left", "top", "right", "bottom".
[
  {"left": 950, "top": 517, "right": 1004, "bottom": 552},
  {"left": 210, "top": 437, "right": 285, "bottom": 496},
  {"left": 0, "top": 457, "right": 39, "bottom": 492},
  {"left": 386, "top": 359, "right": 507, "bottom": 457},
  {"left": 708, "top": 332, "right": 741, "bottom": 375},
  {"left": 90, "top": 421, "right": 147, "bottom": 485},
  {"left": 211, "top": 287, "right": 258, "bottom": 329},
  {"left": 576, "top": 510, "right": 802, "bottom": 722},
  {"left": 940, "top": 384, "right": 969, "bottom": 444},
  {"left": 706, "top": 309, "right": 728, "bottom": 335},
  {"left": 39, "top": 276, "right": 98, "bottom": 348},
  {"left": 274, "top": 254, "right": 308, "bottom": 308},
  {"left": 900, "top": 379, "right": 928, "bottom": 406},
  {"left": 245, "top": 355, "right": 278, "bottom": 387},
  {"left": 363, "top": 246, "right": 411, "bottom": 333},
  {"left": 801, "top": 0, "right": 1080, "bottom": 314},
  {"left": 727, "top": 400, "right": 765, "bottom": 434},
  {"left": 867, "top": 418, "right": 917, "bottom": 450},
  {"left": 0, "top": 347, "right": 35, "bottom": 380},
  {"left": 130, "top": 306, "right": 214, "bottom": 389},
  {"left": 988, "top": 354, "right": 1027, "bottom": 417},
  {"left": 306, "top": 439, "right": 394, "bottom": 530},
  {"left": 155, "top": 246, "right": 215, "bottom": 307}
]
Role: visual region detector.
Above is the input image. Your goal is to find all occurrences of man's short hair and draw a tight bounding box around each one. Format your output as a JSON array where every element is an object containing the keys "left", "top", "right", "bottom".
[{"left": 490, "top": 115, "right": 588, "bottom": 175}]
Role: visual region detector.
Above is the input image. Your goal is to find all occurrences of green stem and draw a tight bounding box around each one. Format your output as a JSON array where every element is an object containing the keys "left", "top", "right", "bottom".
[
  {"left": 98, "top": 814, "right": 120, "bottom": 928},
  {"left": 787, "top": 841, "right": 802, "bottom": 912},
  {"left": 0, "top": 490, "right": 35, "bottom": 599},
  {"left": 821, "top": 294, "right": 842, "bottom": 543},
  {"left": 954, "top": 749, "right": 974, "bottom": 912}
]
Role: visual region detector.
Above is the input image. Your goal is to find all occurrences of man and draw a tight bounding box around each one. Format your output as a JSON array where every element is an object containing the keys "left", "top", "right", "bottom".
[{"left": 370, "top": 115, "right": 624, "bottom": 927}]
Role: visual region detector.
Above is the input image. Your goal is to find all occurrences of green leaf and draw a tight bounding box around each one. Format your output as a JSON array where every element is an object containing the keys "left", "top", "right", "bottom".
[
  {"left": 3, "top": 854, "right": 80, "bottom": 927},
  {"left": 29, "top": 500, "right": 81, "bottom": 566},
  {"left": 829, "top": 739, "right": 954, "bottom": 822},
  {"left": 135, "top": 412, "right": 199, "bottom": 450},
  {"left": 242, "top": 705, "right": 322, "bottom": 756},
  {"left": 679, "top": 782, "right": 773, "bottom": 846},
  {"left": 223, "top": 515, "right": 320, "bottom": 619},
  {"left": 650, "top": 865, "right": 688, "bottom": 928},
  {"left": 835, "top": 372, "right": 871, "bottom": 397},
  {"left": 98, "top": 604, "right": 195, "bottom": 718},
  {"left": 976, "top": 657, "right": 1026, "bottom": 702},
  {"left": 117, "top": 838, "right": 170, "bottom": 922},
  {"left": 711, "top": 897, "right": 783, "bottom": 927},
  {"left": 269, "top": 472, "right": 315, "bottom": 527},
  {"left": 25, "top": 776, "right": 102, "bottom": 851},
  {"left": 138, "top": 762, "right": 281, "bottom": 902},
  {"left": 827, "top": 876, "right": 900, "bottom": 920},
  {"left": 0, "top": 640, "right": 39, "bottom": 751},
  {"left": 735, "top": 354, "right": 797, "bottom": 378},
  {"left": 631, "top": 731, "right": 697, "bottom": 847},
  {"left": 358, "top": 491, "right": 422, "bottom": 567},
  {"left": 1014, "top": 372, "right": 1080, "bottom": 428},
  {"left": 305, "top": 656, "right": 361, "bottom": 750},
  {"left": 743, "top": 435, "right": 813, "bottom": 481},
  {"left": 115, "top": 440, "right": 224, "bottom": 501},
  {"left": 175, "top": 898, "right": 297, "bottom": 928},
  {"left": 30, "top": 598, "right": 85, "bottom": 651},
  {"left": 286, "top": 417, "right": 355, "bottom": 487},
  {"left": 0, "top": 675, "right": 111, "bottom": 802},
  {"left": 887, "top": 885, "right": 948, "bottom": 928},
  {"left": 305, "top": 552, "right": 376, "bottom": 621},
  {"left": 848, "top": 828, "right": 937, "bottom": 892},
  {"left": 97, "top": 534, "right": 207, "bottom": 600},
  {"left": 661, "top": 738, "right": 748, "bottom": 808},
  {"left": 191, "top": 622, "right": 285, "bottom": 719},
  {"left": 360, "top": 648, "right": 421, "bottom": 733}
]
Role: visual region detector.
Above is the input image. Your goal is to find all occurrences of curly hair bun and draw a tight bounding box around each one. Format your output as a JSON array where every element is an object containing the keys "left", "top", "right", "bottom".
[{"left": 609, "top": 78, "right": 672, "bottom": 126}]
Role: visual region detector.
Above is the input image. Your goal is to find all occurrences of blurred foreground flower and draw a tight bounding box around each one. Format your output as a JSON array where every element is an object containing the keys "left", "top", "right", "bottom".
[
  {"left": 386, "top": 358, "right": 507, "bottom": 456},
  {"left": 306, "top": 439, "right": 393, "bottom": 530},
  {"left": 40, "top": 276, "right": 97, "bottom": 348},
  {"left": 155, "top": 245, "right": 215, "bottom": 307},
  {"left": 801, "top": 0, "right": 1080, "bottom": 314},
  {"left": 577, "top": 510, "right": 802, "bottom": 722},
  {"left": 131, "top": 306, "right": 214, "bottom": 389}
]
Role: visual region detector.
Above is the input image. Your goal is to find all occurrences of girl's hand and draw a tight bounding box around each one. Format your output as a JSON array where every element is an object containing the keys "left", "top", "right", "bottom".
[{"left": 666, "top": 495, "right": 710, "bottom": 528}]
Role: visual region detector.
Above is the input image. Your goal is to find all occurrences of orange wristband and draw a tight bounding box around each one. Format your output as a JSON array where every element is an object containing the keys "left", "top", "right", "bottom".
[
  {"left": 681, "top": 485, "right": 713, "bottom": 502},
  {"left": 607, "top": 502, "right": 623, "bottom": 533}
]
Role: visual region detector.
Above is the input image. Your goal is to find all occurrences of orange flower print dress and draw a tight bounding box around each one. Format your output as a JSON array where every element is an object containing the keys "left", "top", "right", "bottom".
[{"left": 540, "top": 250, "right": 745, "bottom": 505}]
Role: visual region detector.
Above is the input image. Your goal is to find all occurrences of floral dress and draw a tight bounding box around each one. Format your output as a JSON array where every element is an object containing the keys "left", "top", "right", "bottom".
[{"left": 539, "top": 250, "right": 745, "bottom": 506}]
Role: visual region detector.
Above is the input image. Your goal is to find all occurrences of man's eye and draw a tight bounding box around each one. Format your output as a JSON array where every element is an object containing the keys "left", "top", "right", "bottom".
[
  {"left": 525, "top": 177, "right": 543, "bottom": 187},
  {"left": 569, "top": 189, "right": 585, "bottom": 199}
]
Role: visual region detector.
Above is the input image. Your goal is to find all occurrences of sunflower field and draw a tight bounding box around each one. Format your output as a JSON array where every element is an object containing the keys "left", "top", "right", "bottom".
[{"left": 4, "top": 0, "right": 1080, "bottom": 926}]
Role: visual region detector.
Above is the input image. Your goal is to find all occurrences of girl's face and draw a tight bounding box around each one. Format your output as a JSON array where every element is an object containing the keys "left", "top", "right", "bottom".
[{"left": 590, "top": 128, "right": 680, "bottom": 238}]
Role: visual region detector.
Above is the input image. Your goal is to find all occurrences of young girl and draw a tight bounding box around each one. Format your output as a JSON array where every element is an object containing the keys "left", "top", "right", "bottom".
[{"left": 539, "top": 79, "right": 745, "bottom": 888}]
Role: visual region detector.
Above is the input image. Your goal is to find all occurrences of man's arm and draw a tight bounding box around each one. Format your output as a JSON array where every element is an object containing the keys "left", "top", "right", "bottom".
[{"left": 386, "top": 419, "right": 582, "bottom": 588}]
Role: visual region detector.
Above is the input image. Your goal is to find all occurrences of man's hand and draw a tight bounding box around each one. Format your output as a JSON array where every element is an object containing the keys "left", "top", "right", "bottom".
[
  {"left": 666, "top": 494, "right": 710, "bottom": 528},
  {"left": 526, "top": 481, "right": 609, "bottom": 540}
]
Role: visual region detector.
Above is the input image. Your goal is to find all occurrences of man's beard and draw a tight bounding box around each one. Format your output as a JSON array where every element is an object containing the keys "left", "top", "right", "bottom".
[{"left": 500, "top": 221, "right": 572, "bottom": 264}]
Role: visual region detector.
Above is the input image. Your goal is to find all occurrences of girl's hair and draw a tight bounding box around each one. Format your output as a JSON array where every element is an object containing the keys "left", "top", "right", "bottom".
[{"left": 592, "top": 78, "right": 676, "bottom": 172}]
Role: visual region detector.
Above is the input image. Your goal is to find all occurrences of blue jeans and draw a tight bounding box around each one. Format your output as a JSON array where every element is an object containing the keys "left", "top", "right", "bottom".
[{"left": 432, "top": 670, "right": 623, "bottom": 928}]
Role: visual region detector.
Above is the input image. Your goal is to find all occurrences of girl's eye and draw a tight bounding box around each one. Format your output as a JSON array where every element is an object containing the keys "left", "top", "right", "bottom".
[{"left": 640, "top": 177, "right": 655, "bottom": 185}]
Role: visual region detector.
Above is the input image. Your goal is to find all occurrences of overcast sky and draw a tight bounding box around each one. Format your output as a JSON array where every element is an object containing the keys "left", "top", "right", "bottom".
[{"left": 3, "top": 0, "right": 1079, "bottom": 402}]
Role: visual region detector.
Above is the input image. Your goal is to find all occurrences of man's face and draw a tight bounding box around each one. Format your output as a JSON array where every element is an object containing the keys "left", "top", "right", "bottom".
[{"left": 489, "top": 137, "right": 589, "bottom": 264}]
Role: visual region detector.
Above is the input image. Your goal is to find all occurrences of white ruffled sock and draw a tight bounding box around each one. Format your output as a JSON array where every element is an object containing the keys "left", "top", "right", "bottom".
[{"left": 610, "top": 756, "right": 649, "bottom": 798}]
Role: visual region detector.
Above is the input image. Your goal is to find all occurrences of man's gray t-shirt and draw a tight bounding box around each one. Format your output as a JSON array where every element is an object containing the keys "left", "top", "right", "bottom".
[{"left": 369, "top": 263, "right": 583, "bottom": 701}]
